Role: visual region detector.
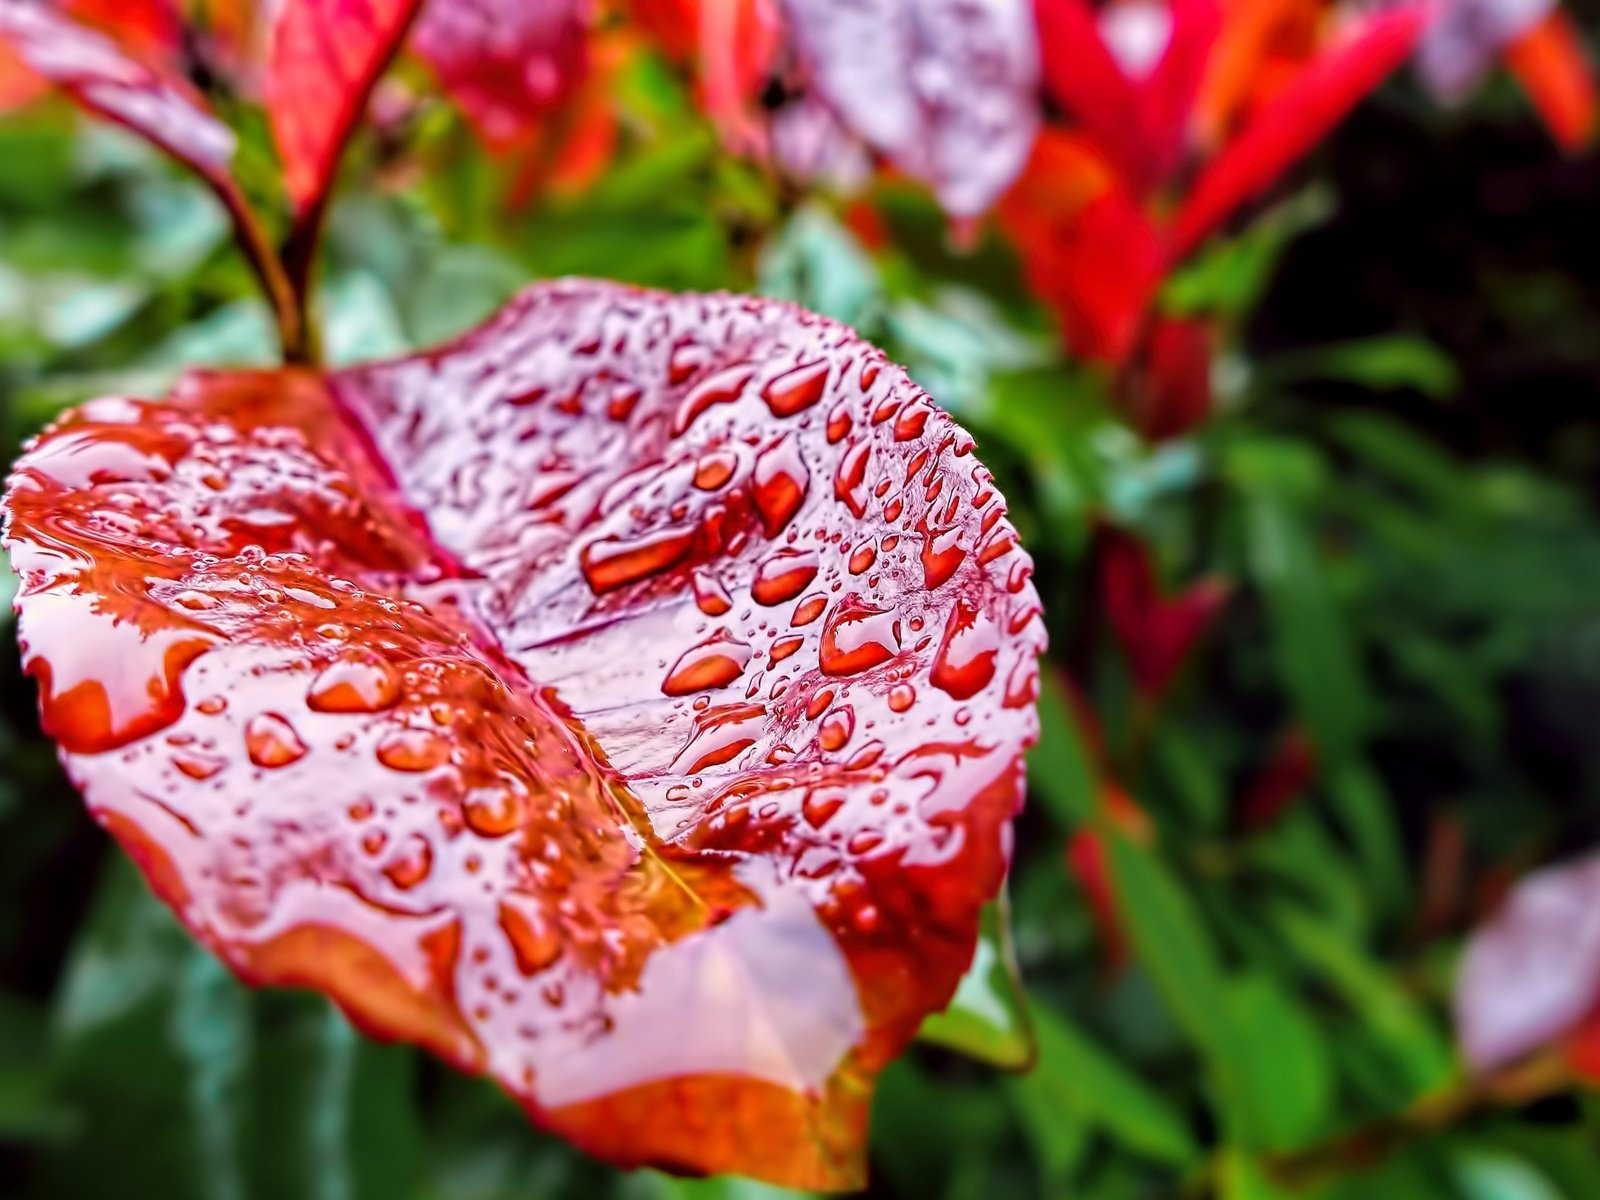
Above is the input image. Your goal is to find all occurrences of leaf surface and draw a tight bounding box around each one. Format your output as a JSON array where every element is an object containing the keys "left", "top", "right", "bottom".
[
  {"left": 264, "top": 0, "right": 425, "bottom": 212},
  {"left": 781, "top": 0, "right": 1041, "bottom": 216},
  {"left": 0, "top": 0, "right": 235, "bottom": 187},
  {"left": 2, "top": 281, "right": 1045, "bottom": 1190}
]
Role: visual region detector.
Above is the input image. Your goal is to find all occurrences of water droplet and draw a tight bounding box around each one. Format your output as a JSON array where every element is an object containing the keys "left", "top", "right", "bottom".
[
  {"left": 464, "top": 781, "right": 528, "bottom": 837},
  {"left": 376, "top": 728, "right": 450, "bottom": 772},
  {"left": 894, "top": 400, "right": 933, "bottom": 441},
  {"left": 579, "top": 526, "right": 695, "bottom": 593},
  {"left": 693, "top": 449, "right": 738, "bottom": 490},
  {"left": 792, "top": 593, "right": 827, "bottom": 627},
  {"left": 820, "top": 602, "right": 900, "bottom": 677},
  {"left": 848, "top": 542, "right": 877, "bottom": 574},
  {"left": 803, "top": 789, "right": 845, "bottom": 828},
  {"left": 500, "top": 901, "right": 562, "bottom": 975},
  {"left": 818, "top": 706, "right": 855, "bottom": 752},
  {"left": 762, "top": 360, "right": 829, "bottom": 417},
  {"left": 930, "top": 599, "right": 1000, "bottom": 699},
  {"left": 920, "top": 523, "right": 966, "bottom": 590},
  {"left": 172, "top": 750, "right": 225, "bottom": 780},
  {"left": 245, "top": 713, "right": 308, "bottom": 769},
  {"left": 751, "top": 547, "right": 819, "bottom": 606},
  {"left": 197, "top": 696, "right": 227, "bottom": 715},
  {"left": 662, "top": 632, "right": 754, "bottom": 695},
  {"left": 307, "top": 654, "right": 402, "bottom": 714},
  {"left": 833, "top": 440, "right": 871, "bottom": 518},
  {"left": 825, "top": 402, "right": 853, "bottom": 444},
  {"left": 888, "top": 683, "right": 916, "bottom": 713},
  {"left": 691, "top": 569, "right": 733, "bottom": 615},
  {"left": 672, "top": 365, "right": 752, "bottom": 434},
  {"left": 384, "top": 834, "right": 432, "bottom": 890},
  {"left": 770, "top": 635, "right": 804, "bottom": 664},
  {"left": 670, "top": 704, "right": 764, "bottom": 773},
  {"left": 752, "top": 435, "right": 810, "bottom": 537},
  {"left": 1004, "top": 656, "right": 1040, "bottom": 709}
]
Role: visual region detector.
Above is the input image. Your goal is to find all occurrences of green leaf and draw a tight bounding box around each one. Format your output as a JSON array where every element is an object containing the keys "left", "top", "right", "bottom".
[
  {"left": 1009, "top": 1004, "right": 1198, "bottom": 1167},
  {"left": 919, "top": 894, "right": 1035, "bottom": 1069},
  {"left": 1028, "top": 672, "right": 1099, "bottom": 830},
  {"left": 1242, "top": 494, "right": 1371, "bottom": 765},
  {"left": 1261, "top": 336, "right": 1460, "bottom": 399},
  {"left": 757, "top": 204, "right": 883, "bottom": 332},
  {"left": 1224, "top": 973, "right": 1333, "bottom": 1151}
]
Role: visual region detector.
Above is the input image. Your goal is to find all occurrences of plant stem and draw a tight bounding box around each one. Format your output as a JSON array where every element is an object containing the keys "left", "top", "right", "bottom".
[
  {"left": 1261, "top": 1052, "right": 1575, "bottom": 1189},
  {"left": 217, "top": 181, "right": 312, "bottom": 364}
]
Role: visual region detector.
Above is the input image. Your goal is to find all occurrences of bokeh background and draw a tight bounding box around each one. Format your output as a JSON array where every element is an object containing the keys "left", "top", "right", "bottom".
[{"left": 4, "top": 3, "right": 1600, "bottom": 1198}]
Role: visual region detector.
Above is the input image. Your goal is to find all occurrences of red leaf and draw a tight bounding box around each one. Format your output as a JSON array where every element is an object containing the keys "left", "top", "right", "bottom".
[
  {"left": 63, "top": 0, "right": 183, "bottom": 58},
  {"left": 0, "top": 0, "right": 236, "bottom": 186},
  {"left": 413, "top": 0, "right": 591, "bottom": 151},
  {"left": 2, "top": 282, "right": 1046, "bottom": 1190},
  {"left": 1236, "top": 725, "right": 1315, "bottom": 832},
  {"left": 781, "top": 0, "right": 1041, "bottom": 216},
  {"left": 265, "top": 0, "right": 425, "bottom": 213},
  {"left": 1169, "top": 4, "right": 1427, "bottom": 261},
  {"left": 1455, "top": 853, "right": 1600, "bottom": 1073},
  {"left": 998, "top": 129, "right": 1165, "bottom": 364},
  {"left": 1032, "top": 0, "right": 1154, "bottom": 189},
  {"left": 1505, "top": 9, "right": 1598, "bottom": 152},
  {"left": 1099, "top": 525, "right": 1227, "bottom": 698},
  {"left": 1120, "top": 313, "right": 1215, "bottom": 440}
]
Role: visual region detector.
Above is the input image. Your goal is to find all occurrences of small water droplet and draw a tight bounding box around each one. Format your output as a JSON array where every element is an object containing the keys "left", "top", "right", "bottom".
[
  {"left": 376, "top": 728, "right": 450, "bottom": 772},
  {"left": 833, "top": 441, "right": 871, "bottom": 519},
  {"left": 307, "top": 654, "right": 402, "bottom": 714},
  {"left": 500, "top": 901, "right": 562, "bottom": 975},
  {"left": 888, "top": 683, "right": 916, "bottom": 713},
  {"left": 818, "top": 706, "right": 855, "bottom": 752},
  {"left": 693, "top": 449, "right": 738, "bottom": 491},
  {"left": 245, "top": 713, "right": 307, "bottom": 769},
  {"left": 580, "top": 526, "right": 695, "bottom": 593},
  {"left": 384, "top": 835, "right": 432, "bottom": 890},
  {"left": 691, "top": 569, "right": 733, "bottom": 615}
]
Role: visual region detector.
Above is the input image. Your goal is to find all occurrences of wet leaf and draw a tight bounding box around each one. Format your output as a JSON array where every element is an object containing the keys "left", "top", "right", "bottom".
[
  {"left": 780, "top": 0, "right": 1041, "bottom": 216},
  {"left": 2, "top": 281, "right": 1046, "bottom": 1190},
  {"left": 265, "top": 0, "right": 426, "bottom": 212}
]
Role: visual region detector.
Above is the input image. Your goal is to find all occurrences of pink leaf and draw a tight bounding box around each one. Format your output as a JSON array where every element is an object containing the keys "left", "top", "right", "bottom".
[
  {"left": 3, "top": 282, "right": 1046, "bottom": 1190},
  {"left": 1455, "top": 853, "right": 1600, "bottom": 1072},
  {"left": 781, "top": 0, "right": 1041, "bottom": 216},
  {"left": 0, "top": 0, "right": 235, "bottom": 185},
  {"left": 413, "top": 0, "right": 591, "bottom": 150}
]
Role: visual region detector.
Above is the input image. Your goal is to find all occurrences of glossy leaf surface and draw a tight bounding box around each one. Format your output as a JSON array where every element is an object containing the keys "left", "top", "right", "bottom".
[
  {"left": 781, "top": 0, "right": 1041, "bottom": 217},
  {"left": 1, "top": 281, "right": 1045, "bottom": 1190},
  {"left": 265, "top": 0, "right": 424, "bottom": 212},
  {"left": 0, "top": 0, "right": 235, "bottom": 187}
]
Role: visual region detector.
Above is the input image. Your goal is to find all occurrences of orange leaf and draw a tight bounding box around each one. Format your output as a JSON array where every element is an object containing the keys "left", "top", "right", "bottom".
[
  {"left": 2, "top": 282, "right": 1046, "bottom": 1190},
  {"left": 1505, "top": 8, "right": 1598, "bottom": 152}
]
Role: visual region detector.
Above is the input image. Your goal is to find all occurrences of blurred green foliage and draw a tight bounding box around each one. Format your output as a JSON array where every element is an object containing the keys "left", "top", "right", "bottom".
[{"left": 5, "top": 56, "right": 1600, "bottom": 1200}]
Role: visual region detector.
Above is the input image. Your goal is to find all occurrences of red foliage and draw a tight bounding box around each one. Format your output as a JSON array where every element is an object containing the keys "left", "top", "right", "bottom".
[
  {"left": 413, "top": 0, "right": 591, "bottom": 151},
  {"left": 1504, "top": 9, "right": 1599, "bottom": 152},
  {"left": 1098, "top": 526, "right": 1228, "bottom": 700},
  {"left": 1236, "top": 726, "right": 1316, "bottom": 832},
  {"left": 264, "top": 0, "right": 426, "bottom": 213},
  {"left": 2, "top": 282, "right": 1046, "bottom": 1189}
]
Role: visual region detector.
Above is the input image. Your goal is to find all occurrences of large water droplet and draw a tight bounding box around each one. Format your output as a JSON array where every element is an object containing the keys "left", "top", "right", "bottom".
[
  {"left": 819, "top": 603, "right": 900, "bottom": 677},
  {"left": 670, "top": 704, "right": 764, "bottom": 773},
  {"left": 672, "top": 366, "right": 752, "bottom": 434},
  {"left": 500, "top": 900, "right": 562, "bottom": 975},
  {"left": 818, "top": 706, "right": 856, "bottom": 752},
  {"left": 752, "top": 435, "right": 809, "bottom": 537},
  {"left": 751, "top": 548, "right": 820, "bottom": 606},
  {"left": 920, "top": 522, "right": 967, "bottom": 590},
  {"left": 930, "top": 599, "right": 1000, "bottom": 700},
  {"left": 661, "top": 632, "right": 754, "bottom": 696},
  {"left": 580, "top": 526, "right": 695, "bottom": 593},
  {"left": 307, "top": 654, "right": 402, "bottom": 714},
  {"left": 384, "top": 834, "right": 433, "bottom": 890},
  {"left": 833, "top": 441, "right": 871, "bottom": 519},
  {"left": 376, "top": 727, "right": 450, "bottom": 772}
]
